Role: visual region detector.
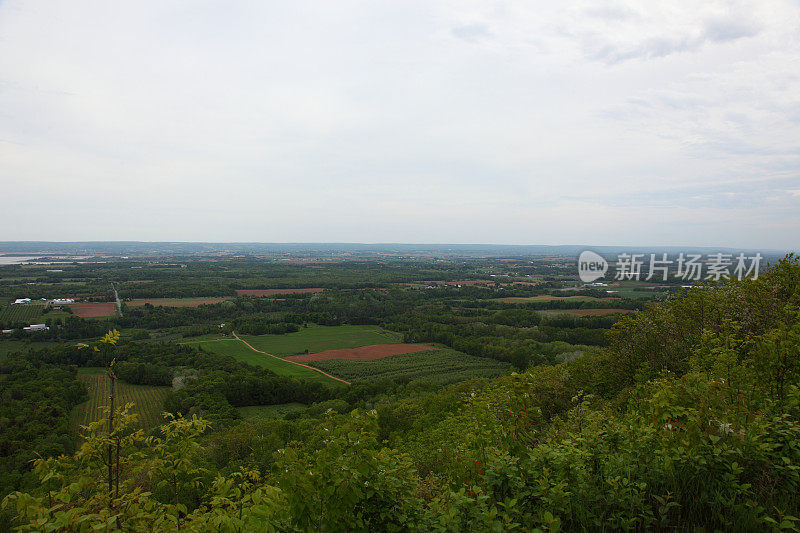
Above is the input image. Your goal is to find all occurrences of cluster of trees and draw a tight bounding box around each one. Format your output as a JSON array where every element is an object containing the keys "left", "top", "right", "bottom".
[
  {"left": 392, "top": 310, "right": 611, "bottom": 370},
  {"left": 0, "top": 359, "right": 86, "bottom": 514}
]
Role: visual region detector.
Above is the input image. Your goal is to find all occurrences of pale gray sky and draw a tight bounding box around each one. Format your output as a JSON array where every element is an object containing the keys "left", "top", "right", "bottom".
[{"left": 1, "top": 1, "right": 799, "bottom": 248}]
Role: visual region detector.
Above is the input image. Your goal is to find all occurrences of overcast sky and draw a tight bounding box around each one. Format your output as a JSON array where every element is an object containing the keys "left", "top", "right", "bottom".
[{"left": 1, "top": 1, "right": 799, "bottom": 248}]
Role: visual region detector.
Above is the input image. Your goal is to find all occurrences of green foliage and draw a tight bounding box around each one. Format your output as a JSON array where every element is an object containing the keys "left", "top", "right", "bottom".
[
  {"left": 2, "top": 256, "right": 800, "bottom": 531},
  {"left": 0, "top": 360, "right": 86, "bottom": 500},
  {"left": 275, "top": 409, "right": 425, "bottom": 531}
]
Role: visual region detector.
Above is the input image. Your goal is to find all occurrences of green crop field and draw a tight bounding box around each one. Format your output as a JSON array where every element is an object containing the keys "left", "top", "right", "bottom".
[
  {"left": 240, "top": 325, "right": 402, "bottom": 356},
  {"left": 238, "top": 403, "right": 306, "bottom": 420},
  {"left": 0, "top": 303, "right": 44, "bottom": 323},
  {"left": 71, "top": 369, "right": 172, "bottom": 435},
  {"left": 308, "top": 348, "right": 510, "bottom": 386},
  {"left": 182, "top": 337, "right": 340, "bottom": 384}
]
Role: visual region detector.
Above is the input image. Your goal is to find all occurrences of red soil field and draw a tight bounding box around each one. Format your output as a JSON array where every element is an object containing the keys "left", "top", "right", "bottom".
[
  {"left": 286, "top": 343, "right": 436, "bottom": 362},
  {"left": 236, "top": 288, "right": 325, "bottom": 297},
  {"left": 69, "top": 303, "right": 117, "bottom": 317}
]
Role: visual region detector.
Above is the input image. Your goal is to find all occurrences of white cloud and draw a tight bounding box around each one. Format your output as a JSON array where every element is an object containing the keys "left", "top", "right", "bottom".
[{"left": 0, "top": 0, "right": 798, "bottom": 249}]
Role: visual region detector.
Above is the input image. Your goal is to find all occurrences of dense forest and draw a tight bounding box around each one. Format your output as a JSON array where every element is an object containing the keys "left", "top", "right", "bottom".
[{"left": 0, "top": 256, "right": 798, "bottom": 530}]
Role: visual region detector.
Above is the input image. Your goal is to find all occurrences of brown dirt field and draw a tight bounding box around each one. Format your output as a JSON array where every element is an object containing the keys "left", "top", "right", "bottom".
[
  {"left": 236, "top": 288, "right": 325, "bottom": 297},
  {"left": 556, "top": 308, "right": 634, "bottom": 316},
  {"left": 69, "top": 303, "right": 117, "bottom": 317},
  {"left": 286, "top": 343, "right": 436, "bottom": 362},
  {"left": 126, "top": 297, "right": 229, "bottom": 307}
]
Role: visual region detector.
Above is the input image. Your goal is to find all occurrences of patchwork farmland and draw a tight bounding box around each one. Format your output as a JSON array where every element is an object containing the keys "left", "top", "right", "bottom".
[
  {"left": 184, "top": 324, "right": 506, "bottom": 386},
  {"left": 181, "top": 336, "right": 341, "bottom": 384}
]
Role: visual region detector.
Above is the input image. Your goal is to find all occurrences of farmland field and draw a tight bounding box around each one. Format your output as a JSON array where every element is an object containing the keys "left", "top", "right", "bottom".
[
  {"left": 182, "top": 337, "right": 341, "bottom": 384},
  {"left": 236, "top": 288, "right": 324, "bottom": 297},
  {"left": 307, "top": 348, "right": 510, "bottom": 386},
  {"left": 240, "top": 325, "right": 402, "bottom": 356},
  {"left": 71, "top": 369, "right": 172, "bottom": 435},
  {"left": 125, "top": 297, "right": 230, "bottom": 307},
  {"left": 0, "top": 303, "right": 44, "bottom": 323},
  {"left": 69, "top": 303, "right": 117, "bottom": 317},
  {"left": 287, "top": 343, "right": 435, "bottom": 362}
]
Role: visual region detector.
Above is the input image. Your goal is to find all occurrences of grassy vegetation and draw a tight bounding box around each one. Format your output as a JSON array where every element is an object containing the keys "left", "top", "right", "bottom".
[
  {"left": 238, "top": 403, "right": 306, "bottom": 420},
  {"left": 182, "top": 337, "right": 340, "bottom": 384},
  {"left": 70, "top": 369, "right": 171, "bottom": 435},
  {"left": 241, "top": 325, "right": 402, "bottom": 356},
  {"left": 308, "top": 348, "right": 510, "bottom": 386}
]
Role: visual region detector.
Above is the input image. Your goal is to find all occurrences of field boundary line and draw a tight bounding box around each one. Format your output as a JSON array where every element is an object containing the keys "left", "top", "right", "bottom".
[{"left": 232, "top": 332, "right": 351, "bottom": 385}]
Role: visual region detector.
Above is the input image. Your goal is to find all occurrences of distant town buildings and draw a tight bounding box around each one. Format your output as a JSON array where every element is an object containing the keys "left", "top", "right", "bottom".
[
  {"left": 22, "top": 324, "right": 48, "bottom": 332},
  {"left": 13, "top": 298, "right": 31, "bottom": 304}
]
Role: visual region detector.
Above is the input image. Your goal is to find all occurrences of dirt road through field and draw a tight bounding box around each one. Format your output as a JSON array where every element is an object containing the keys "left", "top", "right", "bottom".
[{"left": 231, "top": 332, "right": 351, "bottom": 385}]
